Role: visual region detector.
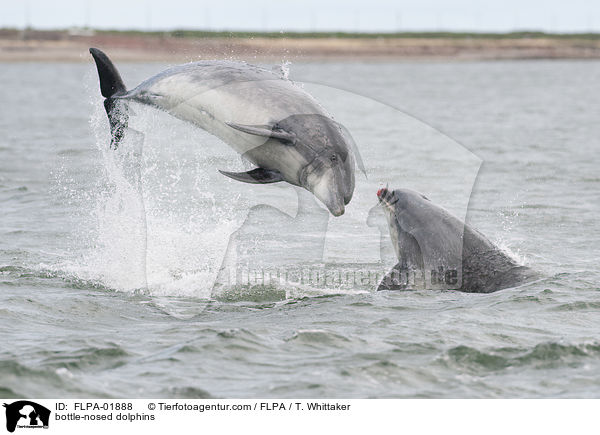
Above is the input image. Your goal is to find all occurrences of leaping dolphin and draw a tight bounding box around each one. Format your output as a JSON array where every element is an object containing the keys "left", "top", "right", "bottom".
[
  {"left": 89, "top": 48, "right": 357, "bottom": 216},
  {"left": 376, "top": 187, "right": 539, "bottom": 293}
]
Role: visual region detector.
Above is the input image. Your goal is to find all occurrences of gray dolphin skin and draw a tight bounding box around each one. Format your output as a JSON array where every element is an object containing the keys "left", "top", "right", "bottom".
[
  {"left": 89, "top": 48, "right": 356, "bottom": 216},
  {"left": 376, "top": 187, "right": 538, "bottom": 293}
]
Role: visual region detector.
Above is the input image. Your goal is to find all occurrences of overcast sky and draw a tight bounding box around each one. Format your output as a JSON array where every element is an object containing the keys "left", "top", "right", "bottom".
[{"left": 2, "top": 0, "right": 599, "bottom": 33}]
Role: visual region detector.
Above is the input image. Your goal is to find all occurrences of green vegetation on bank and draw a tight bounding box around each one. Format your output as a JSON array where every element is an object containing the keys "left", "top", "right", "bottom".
[
  {"left": 101, "top": 29, "right": 600, "bottom": 39},
  {"left": 99, "top": 29, "right": 600, "bottom": 40},
  {"left": 2, "top": 28, "right": 600, "bottom": 40}
]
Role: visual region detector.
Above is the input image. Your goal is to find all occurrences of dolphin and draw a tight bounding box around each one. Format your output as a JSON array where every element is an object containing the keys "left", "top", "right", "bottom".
[
  {"left": 376, "top": 187, "right": 538, "bottom": 293},
  {"left": 89, "top": 48, "right": 356, "bottom": 216}
]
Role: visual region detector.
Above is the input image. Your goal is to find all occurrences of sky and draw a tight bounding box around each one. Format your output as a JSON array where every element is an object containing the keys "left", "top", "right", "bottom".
[{"left": 2, "top": 0, "right": 599, "bottom": 33}]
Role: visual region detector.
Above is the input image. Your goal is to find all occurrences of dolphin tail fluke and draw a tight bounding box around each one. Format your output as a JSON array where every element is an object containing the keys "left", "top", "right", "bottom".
[
  {"left": 89, "top": 47, "right": 128, "bottom": 149},
  {"left": 89, "top": 48, "right": 126, "bottom": 98}
]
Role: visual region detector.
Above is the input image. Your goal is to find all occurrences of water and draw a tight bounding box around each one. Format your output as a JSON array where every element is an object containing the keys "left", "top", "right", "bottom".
[{"left": 1, "top": 60, "right": 599, "bottom": 398}]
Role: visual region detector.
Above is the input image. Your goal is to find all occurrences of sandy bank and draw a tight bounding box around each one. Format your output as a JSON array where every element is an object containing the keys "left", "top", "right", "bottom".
[{"left": 2, "top": 30, "right": 600, "bottom": 62}]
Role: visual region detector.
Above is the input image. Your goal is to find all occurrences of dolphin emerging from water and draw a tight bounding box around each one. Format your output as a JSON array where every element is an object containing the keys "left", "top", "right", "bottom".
[
  {"left": 89, "top": 48, "right": 357, "bottom": 216},
  {"left": 376, "top": 187, "right": 538, "bottom": 293}
]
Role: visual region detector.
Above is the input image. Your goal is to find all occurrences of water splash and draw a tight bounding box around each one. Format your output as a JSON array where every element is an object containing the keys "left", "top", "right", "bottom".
[
  {"left": 280, "top": 61, "right": 292, "bottom": 80},
  {"left": 494, "top": 205, "right": 530, "bottom": 266},
  {"left": 52, "top": 91, "right": 244, "bottom": 297}
]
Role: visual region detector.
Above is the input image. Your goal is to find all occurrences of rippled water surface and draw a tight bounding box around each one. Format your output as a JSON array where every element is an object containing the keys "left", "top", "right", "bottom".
[{"left": 0, "top": 60, "right": 599, "bottom": 398}]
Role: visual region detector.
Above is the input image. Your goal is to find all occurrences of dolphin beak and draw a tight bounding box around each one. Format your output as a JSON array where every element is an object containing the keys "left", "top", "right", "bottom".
[
  {"left": 328, "top": 203, "right": 345, "bottom": 217},
  {"left": 316, "top": 184, "right": 345, "bottom": 216},
  {"left": 377, "top": 187, "right": 396, "bottom": 209},
  {"left": 305, "top": 167, "right": 346, "bottom": 216},
  {"left": 377, "top": 187, "right": 387, "bottom": 203}
]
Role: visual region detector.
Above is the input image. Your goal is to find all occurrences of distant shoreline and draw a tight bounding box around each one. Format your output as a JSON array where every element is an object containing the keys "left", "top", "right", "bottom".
[{"left": 2, "top": 28, "right": 600, "bottom": 62}]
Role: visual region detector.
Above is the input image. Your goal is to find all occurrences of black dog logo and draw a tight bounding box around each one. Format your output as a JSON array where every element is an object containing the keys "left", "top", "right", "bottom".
[{"left": 3, "top": 401, "right": 50, "bottom": 433}]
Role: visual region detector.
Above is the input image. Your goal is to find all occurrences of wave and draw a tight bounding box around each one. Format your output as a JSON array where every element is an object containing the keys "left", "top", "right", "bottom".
[
  {"left": 285, "top": 329, "right": 352, "bottom": 347},
  {"left": 0, "top": 360, "right": 84, "bottom": 399},
  {"left": 552, "top": 301, "right": 600, "bottom": 311},
  {"left": 159, "top": 386, "right": 213, "bottom": 399},
  {"left": 39, "top": 346, "right": 130, "bottom": 371},
  {"left": 0, "top": 386, "right": 18, "bottom": 398},
  {"left": 442, "top": 341, "right": 600, "bottom": 372}
]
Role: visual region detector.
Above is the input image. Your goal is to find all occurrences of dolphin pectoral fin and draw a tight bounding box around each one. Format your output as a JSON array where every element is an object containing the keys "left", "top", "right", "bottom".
[
  {"left": 226, "top": 122, "right": 295, "bottom": 142},
  {"left": 219, "top": 168, "right": 284, "bottom": 184}
]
